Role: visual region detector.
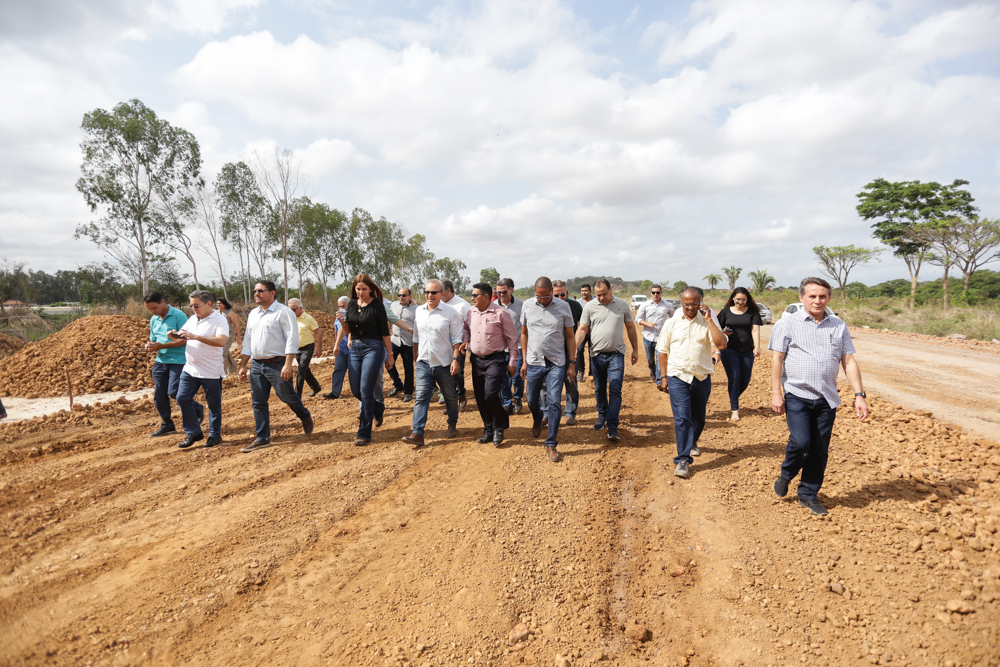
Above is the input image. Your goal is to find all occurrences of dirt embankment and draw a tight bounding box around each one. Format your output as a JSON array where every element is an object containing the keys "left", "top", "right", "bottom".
[
  {"left": 0, "top": 340, "right": 998, "bottom": 667},
  {"left": 0, "top": 332, "right": 27, "bottom": 359}
]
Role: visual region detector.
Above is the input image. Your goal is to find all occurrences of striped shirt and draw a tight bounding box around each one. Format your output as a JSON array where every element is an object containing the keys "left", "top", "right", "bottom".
[{"left": 769, "top": 309, "right": 855, "bottom": 407}]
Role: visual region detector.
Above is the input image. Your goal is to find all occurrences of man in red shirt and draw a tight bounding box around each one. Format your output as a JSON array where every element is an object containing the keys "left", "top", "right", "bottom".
[{"left": 462, "top": 282, "right": 519, "bottom": 446}]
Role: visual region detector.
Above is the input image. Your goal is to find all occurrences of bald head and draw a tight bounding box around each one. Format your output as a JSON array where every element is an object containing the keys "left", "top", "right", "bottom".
[{"left": 534, "top": 276, "right": 553, "bottom": 290}]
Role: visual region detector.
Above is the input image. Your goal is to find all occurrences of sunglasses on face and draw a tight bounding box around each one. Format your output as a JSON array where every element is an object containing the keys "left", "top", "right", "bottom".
[
  {"left": 495, "top": 290, "right": 508, "bottom": 295},
  {"left": 553, "top": 293, "right": 567, "bottom": 298},
  {"left": 424, "top": 290, "right": 441, "bottom": 295},
  {"left": 398, "top": 294, "right": 409, "bottom": 297},
  {"left": 651, "top": 291, "right": 661, "bottom": 294},
  {"left": 253, "top": 289, "right": 269, "bottom": 294}
]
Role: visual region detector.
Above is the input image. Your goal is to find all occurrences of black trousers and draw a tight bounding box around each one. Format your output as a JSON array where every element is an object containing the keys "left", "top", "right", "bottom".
[
  {"left": 471, "top": 352, "right": 509, "bottom": 432},
  {"left": 295, "top": 343, "right": 321, "bottom": 395},
  {"left": 454, "top": 352, "right": 467, "bottom": 400}
]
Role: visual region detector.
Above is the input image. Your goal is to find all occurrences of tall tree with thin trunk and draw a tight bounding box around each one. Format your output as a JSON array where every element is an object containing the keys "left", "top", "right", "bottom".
[
  {"left": 252, "top": 146, "right": 304, "bottom": 302},
  {"left": 905, "top": 220, "right": 960, "bottom": 308},
  {"left": 75, "top": 99, "right": 202, "bottom": 296},
  {"left": 951, "top": 217, "right": 1000, "bottom": 296},
  {"left": 812, "top": 245, "right": 881, "bottom": 302},
  {"left": 703, "top": 273, "right": 722, "bottom": 291},
  {"left": 723, "top": 266, "right": 742, "bottom": 292},
  {"left": 193, "top": 186, "right": 229, "bottom": 299},
  {"left": 216, "top": 161, "right": 272, "bottom": 298},
  {"left": 156, "top": 183, "right": 204, "bottom": 289},
  {"left": 747, "top": 268, "right": 776, "bottom": 294}
]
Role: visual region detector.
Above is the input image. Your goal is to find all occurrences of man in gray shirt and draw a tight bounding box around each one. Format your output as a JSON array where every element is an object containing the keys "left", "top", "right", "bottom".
[
  {"left": 495, "top": 278, "right": 525, "bottom": 414},
  {"left": 520, "top": 277, "right": 576, "bottom": 463},
  {"left": 575, "top": 279, "right": 638, "bottom": 443},
  {"left": 388, "top": 287, "right": 417, "bottom": 401}
]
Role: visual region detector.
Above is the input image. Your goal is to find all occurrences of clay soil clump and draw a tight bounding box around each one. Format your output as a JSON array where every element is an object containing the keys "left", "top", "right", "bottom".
[{"left": 0, "top": 331, "right": 27, "bottom": 359}]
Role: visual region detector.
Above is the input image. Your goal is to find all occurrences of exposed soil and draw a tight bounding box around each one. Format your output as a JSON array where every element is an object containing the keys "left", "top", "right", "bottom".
[
  {"left": 1, "top": 321, "right": 999, "bottom": 667},
  {"left": 0, "top": 333, "right": 27, "bottom": 360}
]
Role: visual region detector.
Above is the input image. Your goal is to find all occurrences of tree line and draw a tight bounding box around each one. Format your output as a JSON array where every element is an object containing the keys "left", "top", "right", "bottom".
[{"left": 73, "top": 99, "right": 469, "bottom": 304}]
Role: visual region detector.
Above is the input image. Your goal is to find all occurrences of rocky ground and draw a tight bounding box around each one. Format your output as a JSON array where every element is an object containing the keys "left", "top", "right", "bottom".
[{"left": 1, "top": 338, "right": 998, "bottom": 667}]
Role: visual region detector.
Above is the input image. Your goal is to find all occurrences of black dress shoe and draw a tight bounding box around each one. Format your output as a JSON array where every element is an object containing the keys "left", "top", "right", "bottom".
[
  {"left": 150, "top": 424, "right": 177, "bottom": 438},
  {"left": 322, "top": 392, "right": 340, "bottom": 400},
  {"left": 493, "top": 429, "right": 504, "bottom": 446},
  {"left": 387, "top": 386, "right": 401, "bottom": 397},
  {"left": 177, "top": 433, "right": 204, "bottom": 449},
  {"left": 204, "top": 436, "right": 222, "bottom": 448},
  {"left": 374, "top": 414, "right": 383, "bottom": 428},
  {"left": 308, "top": 389, "right": 320, "bottom": 397},
  {"left": 302, "top": 417, "right": 314, "bottom": 435},
  {"left": 531, "top": 421, "right": 542, "bottom": 438},
  {"left": 477, "top": 431, "right": 494, "bottom": 444}
]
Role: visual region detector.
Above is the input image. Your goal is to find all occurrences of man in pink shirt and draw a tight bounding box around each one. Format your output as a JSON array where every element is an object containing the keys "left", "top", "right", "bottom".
[{"left": 462, "top": 282, "right": 519, "bottom": 446}]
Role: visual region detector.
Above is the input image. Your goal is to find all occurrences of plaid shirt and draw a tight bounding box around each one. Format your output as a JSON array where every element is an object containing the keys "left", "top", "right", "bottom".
[{"left": 768, "top": 308, "right": 855, "bottom": 407}]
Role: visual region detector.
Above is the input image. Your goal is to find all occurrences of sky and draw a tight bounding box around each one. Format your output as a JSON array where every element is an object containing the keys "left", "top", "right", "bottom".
[{"left": 2, "top": 0, "right": 999, "bottom": 291}]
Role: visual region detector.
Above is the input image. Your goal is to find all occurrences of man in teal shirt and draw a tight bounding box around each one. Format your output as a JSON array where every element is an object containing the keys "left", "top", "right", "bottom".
[{"left": 144, "top": 292, "right": 203, "bottom": 437}]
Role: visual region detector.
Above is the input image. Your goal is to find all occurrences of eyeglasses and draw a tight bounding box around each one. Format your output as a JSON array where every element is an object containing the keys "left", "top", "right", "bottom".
[
  {"left": 471, "top": 293, "right": 485, "bottom": 299},
  {"left": 252, "top": 289, "right": 269, "bottom": 294},
  {"left": 424, "top": 290, "right": 441, "bottom": 295},
  {"left": 536, "top": 294, "right": 552, "bottom": 300},
  {"left": 553, "top": 293, "right": 567, "bottom": 298},
  {"left": 495, "top": 290, "right": 508, "bottom": 295},
  {"left": 651, "top": 291, "right": 661, "bottom": 294}
]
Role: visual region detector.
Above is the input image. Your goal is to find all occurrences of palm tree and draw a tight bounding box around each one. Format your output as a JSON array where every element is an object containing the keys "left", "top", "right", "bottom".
[
  {"left": 703, "top": 273, "right": 722, "bottom": 291},
  {"left": 748, "top": 268, "right": 777, "bottom": 294},
  {"left": 722, "top": 266, "right": 742, "bottom": 292}
]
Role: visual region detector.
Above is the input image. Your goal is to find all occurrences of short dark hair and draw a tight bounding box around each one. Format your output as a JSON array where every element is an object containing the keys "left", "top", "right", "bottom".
[
  {"left": 799, "top": 277, "right": 832, "bottom": 296},
  {"left": 471, "top": 282, "right": 492, "bottom": 297},
  {"left": 442, "top": 280, "right": 455, "bottom": 293},
  {"left": 680, "top": 285, "right": 704, "bottom": 299},
  {"left": 256, "top": 280, "right": 277, "bottom": 293},
  {"left": 534, "top": 276, "right": 553, "bottom": 290},
  {"left": 497, "top": 278, "right": 514, "bottom": 289},
  {"left": 651, "top": 284, "right": 661, "bottom": 291},
  {"left": 580, "top": 283, "right": 592, "bottom": 290},
  {"left": 594, "top": 279, "right": 611, "bottom": 290},
  {"left": 143, "top": 291, "right": 164, "bottom": 304}
]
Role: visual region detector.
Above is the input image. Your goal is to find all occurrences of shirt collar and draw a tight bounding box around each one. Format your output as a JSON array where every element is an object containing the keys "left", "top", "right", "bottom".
[{"left": 799, "top": 307, "right": 826, "bottom": 323}]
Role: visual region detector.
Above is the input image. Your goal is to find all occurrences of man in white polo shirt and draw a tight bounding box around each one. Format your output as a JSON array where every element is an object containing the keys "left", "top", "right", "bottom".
[
  {"left": 173, "top": 290, "right": 230, "bottom": 449},
  {"left": 635, "top": 284, "right": 673, "bottom": 383},
  {"left": 441, "top": 279, "right": 471, "bottom": 410}
]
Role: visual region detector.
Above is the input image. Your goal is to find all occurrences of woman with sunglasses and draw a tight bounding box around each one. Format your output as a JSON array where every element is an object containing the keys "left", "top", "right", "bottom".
[
  {"left": 717, "top": 287, "right": 763, "bottom": 421},
  {"left": 333, "top": 274, "right": 394, "bottom": 445}
]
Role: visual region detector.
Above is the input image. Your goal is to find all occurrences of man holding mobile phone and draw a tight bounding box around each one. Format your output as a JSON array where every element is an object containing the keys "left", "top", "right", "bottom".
[
  {"left": 144, "top": 292, "right": 204, "bottom": 438},
  {"left": 657, "top": 286, "right": 728, "bottom": 479}
]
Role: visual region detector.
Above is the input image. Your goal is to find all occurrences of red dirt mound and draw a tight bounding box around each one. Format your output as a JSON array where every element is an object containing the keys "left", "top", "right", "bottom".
[{"left": 0, "top": 332, "right": 26, "bottom": 359}]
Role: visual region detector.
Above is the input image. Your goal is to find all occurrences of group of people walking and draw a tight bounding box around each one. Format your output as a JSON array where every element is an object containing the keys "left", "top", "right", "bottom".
[{"left": 143, "top": 274, "right": 869, "bottom": 517}]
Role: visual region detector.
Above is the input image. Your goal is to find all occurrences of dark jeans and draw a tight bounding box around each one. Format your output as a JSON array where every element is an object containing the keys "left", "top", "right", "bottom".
[
  {"left": 177, "top": 372, "right": 223, "bottom": 438},
  {"left": 454, "top": 352, "right": 467, "bottom": 401},
  {"left": 577, "top": 333, "right": 592, "bottom": 377},
  {"left": 500, "top": 348, "right": 524, "bottom": 408},
  {"left": 642, "top": 338, "right": 660, "bottom": 382},
  {"left": 348, "top": 338, "right": 386, "bottom": 441},
  {"left": 591, "top": 351, "right": 624, "bottom": 433},
  {"left": 719, "top": 348, "right": 755, "bottom": 410},
  {"left": 525, "top": 360, "right": 567, "bottom": 447},
  {"left": 249, "top": 358, "right": 311, "bottom": 443},
  {"left": 780, "top": 393, "right": 837, "bottom": 501},
  {"left": 540, "top": 361, "right": 578, "bottom": 418},
  {"left": 412, "top": 361, "right": 458, "bottom": 434},
  {"left": 152, "top": 361, "right": 200, "bottom": 429},
  {"left": 295, "top": 343, "right": 321, "bottom": 396},
  {"left": 388, "top": 343, "right": 414, "bottom": 394},
  {"left": 668, "top": 375, "right": 712, "bottom": 465},
  {"left": 471, "top": 352, "right": 509, "bottom": 433},
  {"left": 329, "top": 351, "right": 348, "bottom": 397}
]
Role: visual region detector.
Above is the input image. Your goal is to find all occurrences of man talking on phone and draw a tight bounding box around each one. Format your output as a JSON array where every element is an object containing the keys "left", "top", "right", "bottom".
[{"left": 657, "top": 286, "right": 728, "bottom": 479}]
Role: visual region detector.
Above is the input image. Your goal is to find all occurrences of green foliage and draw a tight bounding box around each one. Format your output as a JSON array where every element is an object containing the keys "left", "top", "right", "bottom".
[
  {"left": 703, "top": 273, "right": 722, "bottom": 290},
  {"left": 479, "top": 267, "right": 501, "bottom": 286},
  {"left": 747, "top": 269, "right": 776, "bottom": 294},
  {"left": 427, "top": 257, "right": 470, "bottom": 294},
  {"left": 722, "top": 266, "right": 742, "bottom": 292},
  {"left": 813, "top": 244, "right": 881, "bottom": 301},
  {"left": 215, "top": 160, "right": 273, "bottom": 292},
  {"left": 672, "top": 280, "right": 688, "bottom": 292}
]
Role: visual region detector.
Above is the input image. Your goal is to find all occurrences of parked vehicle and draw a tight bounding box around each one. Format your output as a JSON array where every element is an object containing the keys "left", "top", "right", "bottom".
[
  {"left": 780, "top": 303, "right": 836, "bottom": 319},
  {"left": 630, "top": 295, "right": 647, "bottom": 309},
  {"left": 758, "top": 303, "right": 772, "bottom": 324}
]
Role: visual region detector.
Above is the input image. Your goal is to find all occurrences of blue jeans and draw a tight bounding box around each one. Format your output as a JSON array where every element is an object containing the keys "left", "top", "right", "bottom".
[
  {"left": 177, "top": 372, "right": 223, "bottom": 438},
  {"left": 152, "top": 361, "right": 200, "bottom": 429},
  {"left": 348, "top": 338, "right": 386, "bottom": 441},
  {"left": 329, "top": 352, "right": 348, "bottom": 397},
  {"left": 780, "top": 393, "right": 837, "bottom": 501},
  {"left": 719, "top": 348, "right": 755, "bottom": 410},
  {"left": 249, "top": 359, "right": 311, "bottom": 443},
  {"left": 388, "top": 343, "right": 414, "bottom": 394},
  {"left": 591, "top": 352, "right": 624, "bottom": 433},
  {"left": 668, "top": 375, "right": 712, "bottom": 465},
  {"left": 643, "top": 338, "right": 660, "bottom": 382},
  {"left": 412, "top": 361, "right": 458, "bottom": 435},
  {"left": 500, "top": 349, "right": 524, "bottom": 408},
  {"left": 526, "top": 360, "right": 567, "bottom": 446},
  {"left": 539, "top": 361, "right": 578, "bottom": 418}
]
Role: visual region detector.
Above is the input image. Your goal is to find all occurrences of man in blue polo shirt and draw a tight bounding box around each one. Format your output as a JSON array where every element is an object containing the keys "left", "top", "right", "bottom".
[{"left": 144, "top": 292, "right": 203, "bottom": 438}]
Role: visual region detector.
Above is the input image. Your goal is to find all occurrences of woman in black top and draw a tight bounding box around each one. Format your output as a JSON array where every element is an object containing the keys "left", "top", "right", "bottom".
[
  {"left": 717, "top": 287, "right": 763, "bottom": 421},
  {"left": 333, "top": 273, "right": 393, "bottom": 445}
]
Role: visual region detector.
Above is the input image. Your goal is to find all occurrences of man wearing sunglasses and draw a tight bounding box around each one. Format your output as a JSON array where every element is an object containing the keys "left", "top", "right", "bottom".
[
  {"left": 402, "top": 280, "right": 464, "bottom": 447},
  {"left": 387, "top": 288, "right": 417, "bottom": 401},
  {"left": 494, "top": 278, "right": 524, "bottom": 415},
  {"left": 440, "top": 280, "right": 471, "bottom": 410},
  {"left": 462, "top": 283, "right": 519, "bottom": 446},
  {"left": 537, "top": 280, "right": 583, "bottom": 426},
  {"left": 635, "top": 285, "right": 674, "bottom": 384}
]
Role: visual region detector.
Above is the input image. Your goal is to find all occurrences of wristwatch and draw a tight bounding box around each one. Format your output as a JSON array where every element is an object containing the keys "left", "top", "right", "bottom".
[
  {"left": 568, "top": 360, "right": 576, "bottom": 365},
  {"left": 855, "top": 392, "right": 866, "bottom": 398}
]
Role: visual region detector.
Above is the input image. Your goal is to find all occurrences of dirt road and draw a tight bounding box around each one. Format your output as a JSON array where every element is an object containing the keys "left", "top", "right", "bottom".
[{"left": 1, "top": 351, "right": 999, "bottom": 667}]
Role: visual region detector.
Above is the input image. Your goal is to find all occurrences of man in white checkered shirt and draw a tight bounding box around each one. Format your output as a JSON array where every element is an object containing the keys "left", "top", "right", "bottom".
[{"left": 769, "top": 277, "right": 869, "bottom": 516}]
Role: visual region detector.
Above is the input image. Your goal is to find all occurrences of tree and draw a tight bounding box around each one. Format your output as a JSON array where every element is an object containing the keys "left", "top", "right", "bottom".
[
  {"left": 193, "top": 186, "right": 229, "bottom": 300},
  {"left": 951, "top": 217, "right": 1000, "bottom": 295},
  {"left": 904, "top": 220, "right": 960, "bottom": 307},
  {"left": 156, "top": 182, "right": 204, "bottom": 289},
  {"left": 857, "top": 178, "right": 976, "bottom": 307},
  {"left": 216, "top": 161, "right": 272, "bottom": 301},
  {"left": 428, "top": 258, "right": 470, "bottom": 294},
  {"left": 672, "top": 280, "right": 688, "bottom": 293},
  {"left": 75, "top": 99, "right": 202, "bottom": 296},
  {"left": 747, "top": 268, "right": 776, "bottom": 294},
  {"left": 349, "top": 208, "right": 408, "bottom": 287},
  {"left": 480, "top": 267, "right": 501, "bottom": 286},
  {"left": 296, "top": 199, "right": 349, "bottom": 301},
  {"left": 252, "top": 146, "right": 304, "bottom": 301},
  {"left": 812, "top": 245, "right": 881, "bottom": 302},
  {"left": 703, "top": 273, "right": 722, "bottom": 291},
  {"left": 722, "top": 266, "right": 742, "bottom": 292},
  {"left": 0, "top": 258, "right": 30, "bottom": 314}
]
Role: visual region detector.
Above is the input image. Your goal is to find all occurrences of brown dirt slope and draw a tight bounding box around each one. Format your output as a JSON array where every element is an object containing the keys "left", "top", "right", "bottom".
[
  {"left": 0, "top": 316, "right": 153, "bottom": 399},
  {"left": 0, "top": 332, "right": 27, "bottom": 359},
  {"left": 0, "top": 353, "right": 998, "bottom": 667}
]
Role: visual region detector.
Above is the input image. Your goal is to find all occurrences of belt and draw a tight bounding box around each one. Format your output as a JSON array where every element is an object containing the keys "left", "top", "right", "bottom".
[
  {"left": 471, "top": 350, "right": 505, "bottom": 360},
  {"left": 254, "top": 356, "right": 286, "bottom": 363},
  {"left": 593, "top": 350, "right": 620, "bottom": 356}
]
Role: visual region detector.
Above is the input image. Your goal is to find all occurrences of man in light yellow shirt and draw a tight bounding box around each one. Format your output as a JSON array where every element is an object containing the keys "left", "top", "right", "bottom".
[
  {"left": 289, "top": 298, "right": 323, "bottom": 397},
  {"left": 657, "top": 286, "right": 728, "bottom": 479}
]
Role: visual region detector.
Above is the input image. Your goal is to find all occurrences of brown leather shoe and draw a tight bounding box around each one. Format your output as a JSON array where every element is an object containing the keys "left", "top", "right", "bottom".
[
  {"left": 402, "top": 432, "right": 425, "bottom": 448},
  {"left": 565, "top": 416, "right": 577, "bottom": 426},
  {"left": 532, "top": 420, "right": 542, "bottom": 438},
  {"left": 546, "top": 446, "right": 561, "bottom": 463},
  {"left": 446, "top": 423, "right": 458, "bottom": 438}
]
